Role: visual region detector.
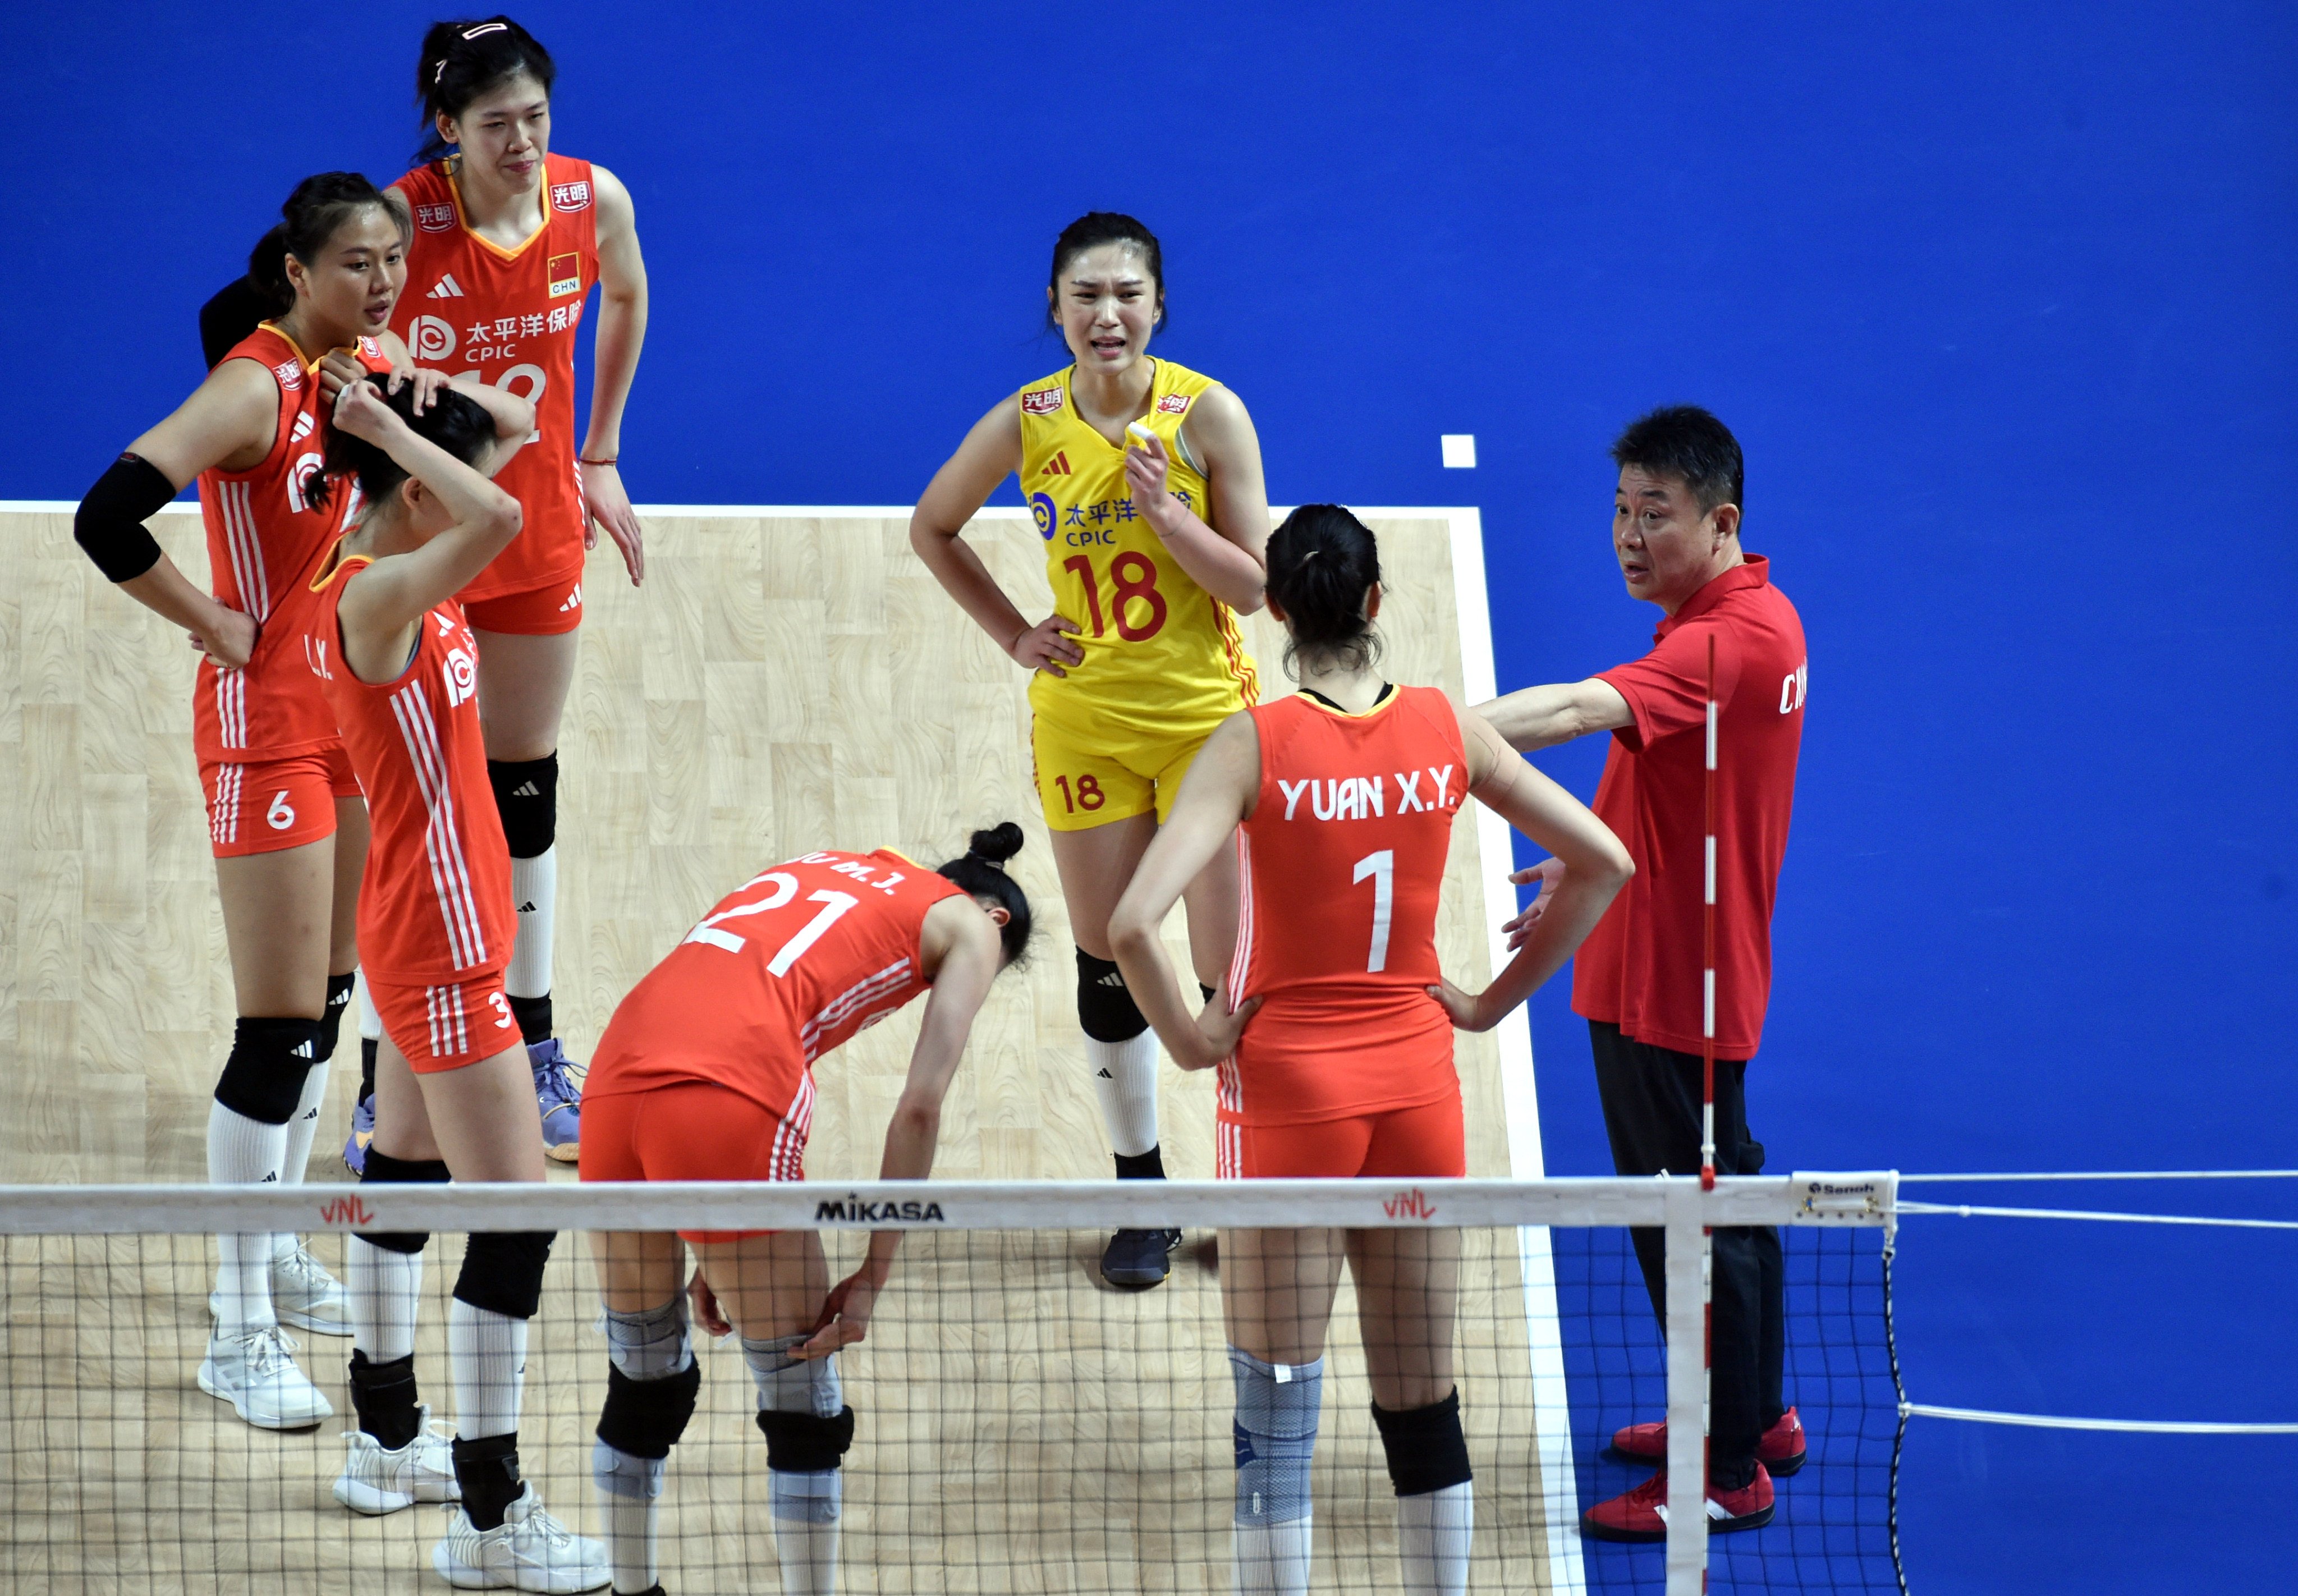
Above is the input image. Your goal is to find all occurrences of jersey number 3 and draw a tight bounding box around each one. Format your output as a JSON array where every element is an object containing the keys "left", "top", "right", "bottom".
[{"left": 681, "top": 872, "right": 859, "bottom": 976}]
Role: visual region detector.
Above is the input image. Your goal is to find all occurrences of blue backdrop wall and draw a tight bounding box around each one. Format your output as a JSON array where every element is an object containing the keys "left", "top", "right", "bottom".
[{"left": 8, "top": 4, "right": 2295, "bottom": 1589}]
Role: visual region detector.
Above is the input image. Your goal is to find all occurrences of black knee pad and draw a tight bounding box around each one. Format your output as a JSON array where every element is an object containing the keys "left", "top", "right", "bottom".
[
  {"left": 596, "top": 1360, "right": 702, "bottom": 1461},
  {"left": 318, "top": 973, "right": 357, "bottom": 1061},
  {"left": 755, "top": 1405, "right": 856, "bottom": 1473},
  {"left": 357, "top": 1150, "right": 451, "bottom": 1254},
  {"left": 488, "top": 754, "right": 558, "bottom": 859},
  {"left": 453, "top": 1231, "right": 556, "bottom": 1319},
  {"left": 1370, "top": 1389, "right": 1473, "bottom": 1496},
  {"left": 212, "top": 1016, "right": 324, "bottom": 1125},
  {"left": 1075, "top": 949, "right": 1148, "bottom": 1043}
]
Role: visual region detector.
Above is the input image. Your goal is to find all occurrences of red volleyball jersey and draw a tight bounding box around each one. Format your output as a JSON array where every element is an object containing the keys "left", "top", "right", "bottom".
[
  {"left": 390, "top": 154, "right": 598, "bottom": 602},
  {"left": 586, "top": 850, "right": 970, "bottom": 1118},
  {"left": 1221, "top": 687, "right": 1469, "bottom": 1126},
  {"left": 304, "top": 544, "right": 513, "bottom": 982},
  {"left": 193, "top": 325, "right": 392, "bottom": 761}
]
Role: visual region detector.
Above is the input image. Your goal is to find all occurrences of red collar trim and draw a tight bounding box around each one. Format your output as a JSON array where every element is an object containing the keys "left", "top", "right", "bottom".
[{"left": 1655, "top": 554, "right": 1769, "bottom": 637}]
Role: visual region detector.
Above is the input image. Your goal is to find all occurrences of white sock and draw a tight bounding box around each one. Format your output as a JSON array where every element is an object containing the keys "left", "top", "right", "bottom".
[
  {"left": 773, "top": 1471, "right": 842, "bottom": 1596},
  {"left": 1397, "top": 1484, "right": 1473, "bottom": 1596},
  {"left": 347, "top": 1237, "right": 423, "bottom": 1363},
  {"left": 506, "top": 847, "right": 557, "bottom": 1001},
  {"left": 1232, "top": 1515, "right": 1313, "bottom": 1595},
  {"left": 447, "top": 1299, "right": 528, "bottom": 1440},
  {"left": 1086, "top": 1030, "right": 1161, "bottom": 1158},
  {"left": 208, "top": 1100, "right": 285, "bottom": 1337},
  {"left": 268, "top": 1054, "right": 331, "bottom": 1264}
]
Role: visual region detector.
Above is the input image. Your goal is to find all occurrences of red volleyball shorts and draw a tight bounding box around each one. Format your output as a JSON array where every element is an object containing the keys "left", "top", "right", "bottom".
[
  {"left": 366, "top": 971, "right": 520, "bottom": 1074},
  {"left": 462, "top": 571, "right": 585, "bottom": 636},
  {"left": 580, "top": 1076, "right": 815, "bottom": 1242},
  {"left": 1215, "top": 1091, "right": 1467, "bottom": 1181},
  {"left": 200, "top": 744, "right": 361, "bottom": 858}
]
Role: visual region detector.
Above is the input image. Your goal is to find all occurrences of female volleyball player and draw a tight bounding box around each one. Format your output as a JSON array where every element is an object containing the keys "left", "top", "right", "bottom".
[
  {"left": 576, "top": 825, "right": 1035, "bottom": 1596},
  {"left": 912, "top": 212, "right": 1267, "bottom": 1288},
  {"left": 360, "top": 14, "right": 653, "bottom": 1165},
  {"left": 307, "top": 373, "right": 610, "bottom": 1592},
  {"left": 71, "top": 173, "right": 424, "bottom": 1432},
  {"left": 1107, "top": 506, "right": 1634, "bottom": 1595}
]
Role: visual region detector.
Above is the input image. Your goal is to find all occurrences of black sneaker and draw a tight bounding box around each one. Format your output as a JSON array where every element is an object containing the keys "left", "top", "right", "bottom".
[{"left": 1100, "top": 1227, "right": 1183, "bottom": 1289}]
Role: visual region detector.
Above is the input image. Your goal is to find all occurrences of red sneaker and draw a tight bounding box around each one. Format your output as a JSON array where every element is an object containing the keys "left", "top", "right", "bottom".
[
  {"left": 1609, "top": 1407, "right": 1806, "bottom": 1476},
  {"left": 1581, "top": 1464, "right": 1776, "bottom": 1543}
]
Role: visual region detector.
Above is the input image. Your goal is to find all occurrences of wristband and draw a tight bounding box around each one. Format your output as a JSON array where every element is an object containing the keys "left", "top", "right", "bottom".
[{"left": 579, "top": 455, "right": 618, "bottom": 466}]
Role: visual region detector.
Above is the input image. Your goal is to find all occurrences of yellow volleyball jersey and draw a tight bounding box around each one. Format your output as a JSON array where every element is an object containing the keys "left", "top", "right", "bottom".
[{"left": 1020, "top": 357, "right": 1259, "bottom": 739}]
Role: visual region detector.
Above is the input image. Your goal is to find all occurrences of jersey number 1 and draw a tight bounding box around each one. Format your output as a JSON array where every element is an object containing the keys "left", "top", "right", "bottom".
[
  {"left": 1354, "top": 850, "right": 1394, "bottom": 973},
  {"left": 681, "top": 871, "right": 860, "bottom": 976}
]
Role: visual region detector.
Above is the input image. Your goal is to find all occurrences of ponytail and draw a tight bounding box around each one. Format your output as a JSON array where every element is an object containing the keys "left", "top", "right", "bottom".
[
  {"left": 935, "top": 822, "right": 1034, "bottom": 967},
  {"left": 1265, "top": 504, "right": 1384, "bottom": 676}
]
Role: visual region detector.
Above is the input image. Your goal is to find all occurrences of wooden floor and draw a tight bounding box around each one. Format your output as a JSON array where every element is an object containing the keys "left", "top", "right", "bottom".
[{"left": 0, "top": 507, "right": 1565, "bottom": 1592}]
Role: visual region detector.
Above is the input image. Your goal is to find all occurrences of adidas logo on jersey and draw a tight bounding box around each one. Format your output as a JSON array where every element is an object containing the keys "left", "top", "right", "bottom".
[
  {"left": 426, "top": 274, "right": 466, "bottom": 299},
  {"left": 1040, "top": 452, "right": 1072, "bottom": 477},
  {"left": 290, "top": 414, "right": 315, "bottom": 444}
]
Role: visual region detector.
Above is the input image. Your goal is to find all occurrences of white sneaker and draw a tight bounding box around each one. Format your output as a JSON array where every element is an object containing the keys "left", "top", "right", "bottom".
[
  {"left": 196, "top": 1325, "right": 334, "bottom": 1430},
  {"left": 431, "top": 1484, "right": 611, "bottom": 1592},
  {"left": 333, "top": 1402, "right": 460, "bottom": 1515},
  {"left": 210, "top": 1239, "right": 351, "bottom": 1336}
]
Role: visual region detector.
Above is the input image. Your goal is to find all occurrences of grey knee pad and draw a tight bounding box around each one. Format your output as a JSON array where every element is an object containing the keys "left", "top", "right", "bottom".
[
  {"left": 591, "top": 1437, "right": 664, "bottom": 1504},
  {"left": 743, "top": 1331, "right": 843, "bottom": 1418},
  {"left": 1230, "top": 1346, "right": 1323, "bottom": 1525},
  {"left": 603, "top": 1296, "right": 694, "bottom": 1382}
]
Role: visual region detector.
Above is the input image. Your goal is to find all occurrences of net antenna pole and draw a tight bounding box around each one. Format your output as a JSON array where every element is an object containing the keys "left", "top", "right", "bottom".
[{"left": 1701, "top": 632, "right": 1719, "bottom": 1583}]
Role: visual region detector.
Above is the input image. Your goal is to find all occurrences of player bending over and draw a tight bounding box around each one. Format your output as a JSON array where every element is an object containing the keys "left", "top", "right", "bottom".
[
  {"left": 306, "top": 373, "right": 614, "bottom": 1591},
  {"left": 577, "top": 825, "right": 1035, "bottom": 1596},
  {"left": 1109, "top": 506, "right": 1632, "bottom": 1595}
]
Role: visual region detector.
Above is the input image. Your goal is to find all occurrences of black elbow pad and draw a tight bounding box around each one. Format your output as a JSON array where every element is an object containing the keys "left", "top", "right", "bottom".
[{"left": 74, "top": 453, "right": 177, "bottom": 583}]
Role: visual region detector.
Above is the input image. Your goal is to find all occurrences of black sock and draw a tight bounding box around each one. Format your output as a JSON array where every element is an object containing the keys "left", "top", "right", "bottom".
[
  {"left": 507, "top": 993, "right": 553, "bottom": 1048},
  {"left": 452, "top": 1433, "right": 524, "bottom": 1530},
  {"left": 359, "top": 1036, "right": 378, "bottom": 1106},
  {"left": 348, "top": 1350, "right": 420, "bottom": 1451},
  {"left": 1114, "top": 1146, "right": 1166, "bottom": 1181}
]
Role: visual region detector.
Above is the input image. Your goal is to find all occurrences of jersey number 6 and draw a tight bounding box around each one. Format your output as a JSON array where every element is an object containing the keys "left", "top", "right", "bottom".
[{"left": 681, "top": 871, "right": 860, "bottom": 976}]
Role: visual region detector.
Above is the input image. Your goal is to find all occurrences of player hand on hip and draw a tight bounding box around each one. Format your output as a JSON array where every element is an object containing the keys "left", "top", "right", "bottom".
[
  {"left": 1501, "top": 857, "right": 1566, "bottom": 952},
  {"left": 581, "top": 461, "right": 647, "bottom": 586},
  {"left": 1168, "top": 990, "right": 1263, "bottom": 1071},
  {"left": 187, "top": 607, "right": 259, "bottom": 670},
  {"left": 1008, "top": 613, "right": 1085, "bottom": 677},
  {"left": 1426, "top": 978, "right": 1499, "bottom": 1033}
]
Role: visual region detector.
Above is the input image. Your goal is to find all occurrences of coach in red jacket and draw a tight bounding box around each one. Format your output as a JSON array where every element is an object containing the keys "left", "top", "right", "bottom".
[{"left": 1483, "top": 406, "right": 1809, "bottom": 1542}]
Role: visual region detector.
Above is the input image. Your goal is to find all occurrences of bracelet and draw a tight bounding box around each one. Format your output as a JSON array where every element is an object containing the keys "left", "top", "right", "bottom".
[{"left": 579, "top": 455, "right": 618, "bottom": 466}]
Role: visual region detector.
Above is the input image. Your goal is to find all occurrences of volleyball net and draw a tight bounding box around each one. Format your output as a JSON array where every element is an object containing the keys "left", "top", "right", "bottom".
[{"left": 0, "top": 1175, "right": 1900, "bottom": 1595}]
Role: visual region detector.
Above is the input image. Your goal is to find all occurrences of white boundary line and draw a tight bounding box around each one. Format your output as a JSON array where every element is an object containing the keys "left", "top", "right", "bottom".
[
  {"left": 1442, "top": 506, "right": 1587, "bottom": 1594},
  {"left": 1902, "top": 1403, "right": 2298, "bottom": 1435}
]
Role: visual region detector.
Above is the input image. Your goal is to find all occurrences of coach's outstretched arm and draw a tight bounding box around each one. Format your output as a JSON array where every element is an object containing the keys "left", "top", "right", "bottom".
[
  {"left": 1476, "top": 677, "right": 1635, "bottom": 753},
  {"left": 1428, "top": 700, "right": 1632, "bottom": 1032},
  {"left": 796, "top": 895, "right": 1006, "bottom": 1359},
  {"left": 1106, "top": 711, "right": 1264, "bottom": 1070}
]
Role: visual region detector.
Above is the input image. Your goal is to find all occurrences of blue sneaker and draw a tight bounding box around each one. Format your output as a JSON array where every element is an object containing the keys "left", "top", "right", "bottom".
[
  {"left": 342, "top": 1094, "right": 375, "bottom": 1177},
  {"left": 530, "top": 1039, "right": 583, "bottom": 1163}
]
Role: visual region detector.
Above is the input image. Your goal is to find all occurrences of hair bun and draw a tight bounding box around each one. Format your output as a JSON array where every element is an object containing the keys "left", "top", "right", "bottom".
[{"left": 966, "top": 821, "right": 1025, "bottom": 867}]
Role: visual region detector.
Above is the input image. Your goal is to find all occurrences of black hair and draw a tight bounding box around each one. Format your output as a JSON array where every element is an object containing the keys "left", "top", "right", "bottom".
[
  {"left": 1610, "top": 405, "right": 1744, "bottom": 518},
  {"left": 244, "top": 172, "right": 405, "bottom": 318},
  {"left": 1045, "top": 212, "right": 1166, "bottom": 331},
  {"left": 1265, "top": 504, "right": 1383, "bottom": 676},
  {"left": 936, "top": 822, "right": 1034, "bottom": 967},
  {"left": 415, "top": 16, "right": 557, "bottom": 163},
  {"left": 313, "top": 373, "right": 496, "bottom": 513}
]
